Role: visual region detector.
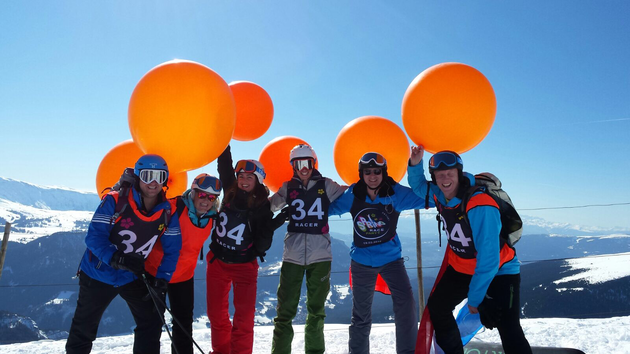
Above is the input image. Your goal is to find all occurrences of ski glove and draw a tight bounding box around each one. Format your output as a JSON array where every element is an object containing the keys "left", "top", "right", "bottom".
[
  {"left": 110, "top": 250, "right": 145, "bottom": 275},
  {"left": 271, "top": 206, "right": 290, "bottom": 230},
  {"left": 150, "top": 277, "right": 169, "bottom": 299},
  {"left": 478, "top": 295, "right": 503, "bottom": 330}
]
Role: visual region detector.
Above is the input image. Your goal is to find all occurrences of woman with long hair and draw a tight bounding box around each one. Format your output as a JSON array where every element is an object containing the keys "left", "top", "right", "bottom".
[{"left": 206, "top": 145, "right": 282, "bottom": 354}]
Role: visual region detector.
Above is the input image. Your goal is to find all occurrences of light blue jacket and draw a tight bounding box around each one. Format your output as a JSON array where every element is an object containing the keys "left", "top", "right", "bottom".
[
  {"left": 407, "top": 161, "right": 520, "bottom": 307},
  {"left": 329, "top": 182, "right": 429, "bottom": 267}
]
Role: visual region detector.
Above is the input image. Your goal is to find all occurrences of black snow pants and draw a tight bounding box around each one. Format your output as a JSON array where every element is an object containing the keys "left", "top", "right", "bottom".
[
  {"left": 65, "top": 271, "right": 164, "bottom": 354},
  {"left": 166, "top": 277, "right": 195, "bottom": 354},
  {"left": 427, "top": 266, "right": 532, "bottom": 354}
]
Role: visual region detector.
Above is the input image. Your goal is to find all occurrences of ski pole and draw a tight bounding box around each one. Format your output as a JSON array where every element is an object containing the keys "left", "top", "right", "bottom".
[
  {"left": 141, "top": 274, "right": 206, "bottom": 354},
  {"left": 141, "top": 274, "right": 179, "bottom": 354}
]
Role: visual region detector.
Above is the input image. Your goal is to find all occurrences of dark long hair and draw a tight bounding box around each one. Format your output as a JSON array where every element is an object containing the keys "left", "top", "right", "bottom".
[{"left": 222, "top": 180, "right": 270, "bottom": 210}]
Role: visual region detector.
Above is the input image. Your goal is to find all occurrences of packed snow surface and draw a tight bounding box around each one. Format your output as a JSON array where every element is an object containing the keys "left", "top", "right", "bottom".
[{"left": 2, "top": 316, "right": 629, "bottom": 353}]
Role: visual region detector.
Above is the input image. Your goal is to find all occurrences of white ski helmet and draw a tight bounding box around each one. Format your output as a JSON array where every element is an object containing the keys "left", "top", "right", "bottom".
[
  {"left": 234, "top": 159, "right": 266, "bottom": 185},
  {"left": 289, "top": 144, "right": 317, "bottom": 163}
]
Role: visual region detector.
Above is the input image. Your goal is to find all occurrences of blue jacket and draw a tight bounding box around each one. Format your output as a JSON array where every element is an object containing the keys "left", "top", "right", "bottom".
[
  {"left": 79, "top": 188, "right": 182, "bottom": 287},
  {"left": 407, "top": 161, "right": 520, "bottom": 307},
  {"left": 329, "top": 182, "right": 428, "bottom": 267}
]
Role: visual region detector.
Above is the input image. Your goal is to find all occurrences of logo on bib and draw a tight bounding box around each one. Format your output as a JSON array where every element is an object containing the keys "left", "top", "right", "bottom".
[{"left": 354, "top": 209, "right": 390, "bottom": 239}]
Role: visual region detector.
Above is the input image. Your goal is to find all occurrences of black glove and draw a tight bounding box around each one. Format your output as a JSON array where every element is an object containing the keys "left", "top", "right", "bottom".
[
  {"left": 478, "top": 295, "right": 503, "bottom": 330},
  {"left": 110, "top": 250, "right": 145, "bottom": 275},
  {"left": 280, "top": 206, "right": 290, "bottom": 220},
  {"left": 112, "top": 167, "right": 137, "bottom": 191},
  {"left": 150, "top": 277, "right": 169, "bottom": 298},
  {"left": 271, "top": 207, "right": 290, "bottom": 230}
]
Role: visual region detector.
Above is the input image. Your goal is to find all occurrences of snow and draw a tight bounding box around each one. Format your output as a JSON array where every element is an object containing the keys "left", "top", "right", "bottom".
[
  {"left": 1, "top": 317, "right": 629, "bottom": 353},
  {"left": 0, "top": 199, "right": 93, "bottom": 243},
  {"left": 555, "top": 252, "right": 630, "bottom": 285}
]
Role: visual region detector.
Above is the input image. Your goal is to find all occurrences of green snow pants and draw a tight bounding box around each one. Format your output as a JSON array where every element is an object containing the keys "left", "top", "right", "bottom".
[{"left": 271, "top": 261, "right": 331, "bottom": 354}]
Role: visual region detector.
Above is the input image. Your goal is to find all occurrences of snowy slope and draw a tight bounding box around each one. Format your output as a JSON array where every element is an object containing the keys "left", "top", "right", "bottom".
[{"left": 1, "top": 317, "right": 629, "bottom": 354}]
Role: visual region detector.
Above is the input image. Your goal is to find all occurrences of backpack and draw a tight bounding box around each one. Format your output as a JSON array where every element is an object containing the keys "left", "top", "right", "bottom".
[{"left": 460, "top": 172, "right": 523, "bottom": 247}]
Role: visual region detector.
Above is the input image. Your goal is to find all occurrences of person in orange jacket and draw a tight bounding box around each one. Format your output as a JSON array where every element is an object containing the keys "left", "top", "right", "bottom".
[{"left": 145, "top": 173, "right": 222, "bottom": 354}]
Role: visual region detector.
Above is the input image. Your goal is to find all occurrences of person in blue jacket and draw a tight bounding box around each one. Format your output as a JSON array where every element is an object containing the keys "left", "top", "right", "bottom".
[
  {"left": 407, "top": 146, "right": 531, "bottom": 354},
  {"left": 329, "top": 152, "right": 429, "bottom": 354},
  {"left": 66, "top": 154, "right": 182, "bottom": 354}
]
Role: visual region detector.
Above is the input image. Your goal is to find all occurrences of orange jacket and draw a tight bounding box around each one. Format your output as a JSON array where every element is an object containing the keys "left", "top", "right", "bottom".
[{"left": 145, "top": 197, "right": 214, "bottom": 283}]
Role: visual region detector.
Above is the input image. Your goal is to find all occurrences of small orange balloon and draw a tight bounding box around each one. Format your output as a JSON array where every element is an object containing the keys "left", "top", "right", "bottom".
[
  {"left": 129, "top": 60, "right": 236, "bottom": 172},
  {"left": 259, "top": 136, "right": 318, "bottom": 193},
  {"left": 402, "top": 62, "right": 496, "bottom": 154},
  {"left": 229, "top": 81, "right": 274, "bottom": 141},
  {"left": 334, "top": 116, "right": 410, "bottom": 185},
  {"left": 96, "top": 140, "right": 144, "bottom": 197},
  {"left": 166, "top": 171, "right": 188, "bottom": 199}
]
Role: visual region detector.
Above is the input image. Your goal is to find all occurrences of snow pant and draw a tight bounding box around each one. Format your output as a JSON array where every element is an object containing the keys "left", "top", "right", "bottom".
[
  {"left": 427, "top": 266, "right": 532, "bottom": 354},
  {"left": 65, "top": 271, "right": 164, "bottom": 354},
  {"left": 166, "top": 277, "right": 195, "bottom": 354},
  {"left": 271, "top": 261, "right": 331, "bottom": 354},
  {"left": 206, "top": 251, "right": 258, "bottom": 354},
  {"left": 348, "top": 258, "right": 417, "bottom": 354}
]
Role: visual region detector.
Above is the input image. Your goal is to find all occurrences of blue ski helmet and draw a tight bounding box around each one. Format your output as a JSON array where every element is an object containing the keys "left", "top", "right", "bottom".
[{"left": 134, "top": 154, "right": 169, "bottom": 185}]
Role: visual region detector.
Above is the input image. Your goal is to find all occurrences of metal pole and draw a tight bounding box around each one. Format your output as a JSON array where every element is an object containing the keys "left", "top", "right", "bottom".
[
  {"left": 0, "top": 222, "right": 11, "bottom": 280},
  {"left": 414, "top": 209, "right": 425, "bottom": 319}
]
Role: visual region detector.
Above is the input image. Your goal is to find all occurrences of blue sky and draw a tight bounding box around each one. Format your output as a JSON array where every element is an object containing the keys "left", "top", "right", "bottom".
[{"left": 1, "top": 1, "right": 628, "bottom": 229}]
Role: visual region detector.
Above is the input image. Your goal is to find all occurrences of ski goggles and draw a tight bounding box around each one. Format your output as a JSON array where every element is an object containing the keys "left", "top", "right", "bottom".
[
  {"left": 235, "top": 160, "right": 266, "bottom": 179},
  {"left": 363, "top": 168, "right": 382, "bottom": 176},
  {"left": 429, "top": 151, "right": 463, "bottom": 170},
  {"left": 193, "top": 175, "right": 222, "bottom": 194},
  {"left": 292, "top": 158, "right": 314, "bottom": 171},
  {"left": 195, "top": 190, "right": 218, "bottom": 201},
  {"left": 138, "top": 169, "right": 168, "bottom": 185},
  {"left": 359, "top": 152, "right": 386, "bottom": 167}
]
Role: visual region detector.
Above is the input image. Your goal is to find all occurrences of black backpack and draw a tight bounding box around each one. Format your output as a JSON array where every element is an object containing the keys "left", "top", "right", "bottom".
[{"left": 460, "top": 172, "right": 523, "bottom": 247}]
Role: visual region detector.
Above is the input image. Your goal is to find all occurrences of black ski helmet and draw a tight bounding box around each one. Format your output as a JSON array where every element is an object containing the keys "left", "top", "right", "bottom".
[
  {"left": 428, "top": 150, "right": 463, "bottom": 182},
  {"left": 358, "top": 152, "right": 388, "bottom": 178}
]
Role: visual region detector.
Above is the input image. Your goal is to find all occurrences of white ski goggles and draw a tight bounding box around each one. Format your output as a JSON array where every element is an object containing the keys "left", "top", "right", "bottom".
[
  {"left": 292, "top": 158, "right": 314, "bottom": 171},
  {"left": 138, "top": 169, "right": 168, "bottom": 185}
]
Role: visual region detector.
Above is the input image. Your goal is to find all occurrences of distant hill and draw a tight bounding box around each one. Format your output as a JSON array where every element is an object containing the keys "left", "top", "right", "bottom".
[{"left": 0, "top": 176, "right": 629, "bottom": 344}]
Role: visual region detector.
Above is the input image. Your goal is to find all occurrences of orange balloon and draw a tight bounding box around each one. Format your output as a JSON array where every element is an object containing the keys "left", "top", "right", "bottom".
[
  {"left": 401, "top": 62, "right": 496, "bottom": 154},
  {"left": 259, "top": 136, "right": 318, "bottom": 193},
  {"left": 96, "top": 140, "right": 144, "bottom": 197},
  {"left": 129, "top": 60, "right": 235, "bottom": 172},
  {"left": 333, "top": 116, "right": 410, "bottom": 185},
  {"left": 229, "top": 81, "right": 274, "bottom": 141},
  {"left": 166, "top": 171, "right": 188, "bottom": 199}
]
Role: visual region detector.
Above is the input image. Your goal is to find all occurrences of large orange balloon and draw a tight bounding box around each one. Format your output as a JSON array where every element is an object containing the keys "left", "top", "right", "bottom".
[
  {"left": 259, "top": 136, "right": 317, "bottom": 193},
  {"left": 166, "top": 171, "right": 188, "bottom": 199},
  {"left": 334, "top": 116, "right": 410, "bottom": 185},
  {"left": 401, "top": 62, "right": 496, "bottom": 154},
  {"left": 129, "top": 60, "right": 235, "bottom": 172},
  {"left": 229, "top": 81, "right": 274, "bottom": 141},
  {"left": 96, "top": 140, "right": 144, "bottom": 197}
]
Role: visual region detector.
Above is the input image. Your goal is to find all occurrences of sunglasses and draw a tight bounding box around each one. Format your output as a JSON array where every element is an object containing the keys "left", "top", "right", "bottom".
[
  {"left": 138, "top": 169, "right": 168, "bottom": 185},
  {"left": 195, "top": 190, "right": 217, "bottom": 201},
  {"left": 359, "top": 152, "right": 386, "bottom": 167},
  {"left": 292, "top": 158, "right": 314, "bottom": 171},
  {"left": 194, "top": 175, "right": 222, "bottom": 194},
  {"left": 429, "top": 151, "right": 463, "bottom": 170},
  {"left": 363, "top": 168, "right": 382, "bottom": 176}
]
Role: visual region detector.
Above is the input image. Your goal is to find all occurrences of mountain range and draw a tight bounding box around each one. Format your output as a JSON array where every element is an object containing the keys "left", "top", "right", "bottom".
[{"left": 0, "top": 176, "right": 628, "bottom": 344}]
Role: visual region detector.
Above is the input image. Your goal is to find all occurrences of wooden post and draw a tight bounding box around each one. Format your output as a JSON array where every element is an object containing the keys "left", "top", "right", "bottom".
[
  {"left": 414, "top": 209, "right": 425, "bottom": 319},
  {"left": 0, "top": 222, "right": 11, "bottom": 280}
]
